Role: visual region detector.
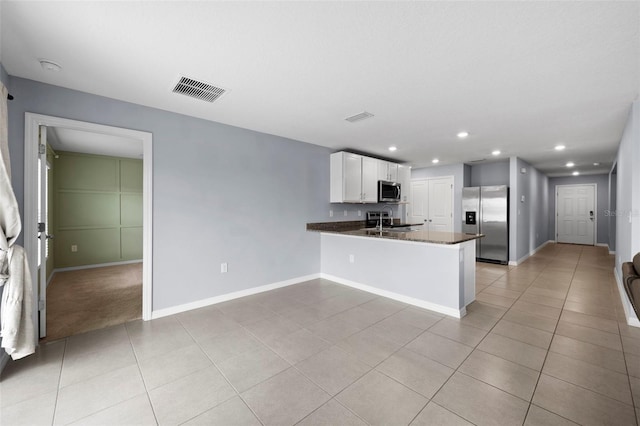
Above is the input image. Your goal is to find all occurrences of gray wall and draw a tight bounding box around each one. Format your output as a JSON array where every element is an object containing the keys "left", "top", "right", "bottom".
[
  {"left": 509, "top": 157, "right": 549, "bottom": 263},
  {"left": 547, "top": 174, "right": 609, "bottom": 246},
  {"left": 469, "top": 160, "right": 510, "bottom": 187},
  {"left": 609, "top": 166, "right": 617, "bottom": 253},
  {"left": 1, "top": 63, "right": 8, "bottom": 86},
  {"left": 615, "top": 100, "right": 640, "bottom": 279},
  {"left": 412, "top": 163, "right": 465, "bottom": 232},
  {"left": 7, "top": 77, "right": 334, "bottom": 311},
  {"left": 463, "top": 164, "right": 471, "bottom": 187}
]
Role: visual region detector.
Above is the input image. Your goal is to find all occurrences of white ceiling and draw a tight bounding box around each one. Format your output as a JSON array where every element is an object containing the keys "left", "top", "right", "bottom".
[
  {"left": 2, "top": 1, "right": 638, "bottom": 176},
  {"left": 48, "top": 127, "right": 143, "bottom": 159}
]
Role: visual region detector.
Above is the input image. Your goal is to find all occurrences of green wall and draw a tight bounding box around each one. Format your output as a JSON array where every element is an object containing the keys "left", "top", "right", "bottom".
[{"left": 54, "top": 152, "right": 143, "bottom": 268}]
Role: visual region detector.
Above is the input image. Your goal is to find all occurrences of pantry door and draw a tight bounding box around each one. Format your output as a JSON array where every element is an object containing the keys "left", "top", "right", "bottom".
[{"left": 409, "top": 176, "right": 453, "bottom": 232}]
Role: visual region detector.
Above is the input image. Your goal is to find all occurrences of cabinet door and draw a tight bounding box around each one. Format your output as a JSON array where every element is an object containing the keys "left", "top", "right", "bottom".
[
  {"left": 361, "top": 156, "right": 379, "bottom": 202},
  {"left": 388, "top": 163, "right": 398, "bottom": 182},
  {"left": 343, "top": 153, "right": 363, "bottom": 202},
  {"left": 397, "top": 164, "right": 411, "bottom": 202},
  {"left": 377, "top": 160, "right": 389, "bottom": 181}
]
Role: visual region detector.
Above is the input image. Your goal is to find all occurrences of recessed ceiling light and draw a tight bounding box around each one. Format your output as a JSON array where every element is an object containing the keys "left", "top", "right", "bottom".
[
  {"left": 492, "top": 150, "right": 501, "bottom": 156},
  {"left": 39, "top": 59, "right": 62, "bottom": 72},
  {"left": 572, "top": 171, "right": 580, "bottom": 176},
  {"left": 432, "top": 158, "right": 439, "bottom": 164},
  {"left": 566, "top": 162, "right": 575, "bottom": 167},
  {"left": 555, "top": 145, "right": 566, "bottom": 151},
  {"left": 593, "top": 162, "right": 600, "bottom": 166},
  {"left": 457, "top": 131, "right": 469, "bottom": 139},
  {"left": 388, "top": 146, "right": 397, "bottom": 152}
]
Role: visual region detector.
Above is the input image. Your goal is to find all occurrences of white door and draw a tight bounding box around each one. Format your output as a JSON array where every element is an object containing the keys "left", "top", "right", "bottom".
[
  {"left": 410, "top": 180, "right": 428, "bottom": 224},
  {"left": 557, "top": 184, "right": 595, "bottom": 245},
  {"left": 410, "top": 177, "right": 453, "bottom": 231},
  {"left": 37, "top": 126, "right": 49, "bottom": 338},
  {"left": 428, "top": 177, "right": 453, "bottom": 232}
]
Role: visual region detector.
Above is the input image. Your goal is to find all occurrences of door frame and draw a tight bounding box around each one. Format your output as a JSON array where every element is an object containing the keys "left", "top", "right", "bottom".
[
  {"left": 24, "top": 113, "right": 153, "bottom": 342},
  {"left": 554, "top": 183, "right": 597, "bottom": 245}
]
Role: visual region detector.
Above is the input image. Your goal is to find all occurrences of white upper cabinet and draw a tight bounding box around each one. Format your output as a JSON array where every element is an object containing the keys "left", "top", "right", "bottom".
[
  {"left": 377, "top": 160, "right": 398, "bottom": 182},
  {"left": 397, "top": 164, "right": 411, "bottom": 202},
  {"left": 361, "top": 156, "right": 378, "bottom": 203},
  {"left": 342, "top": 152, "right": 363, "bottom": 202},
  {"left": 331, "top": 152, "right": 403, "bottom": 203}
]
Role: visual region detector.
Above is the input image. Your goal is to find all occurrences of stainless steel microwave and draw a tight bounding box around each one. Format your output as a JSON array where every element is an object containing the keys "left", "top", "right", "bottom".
[{"left": 378, "top": 180, "right": 401, "bottom": 203}]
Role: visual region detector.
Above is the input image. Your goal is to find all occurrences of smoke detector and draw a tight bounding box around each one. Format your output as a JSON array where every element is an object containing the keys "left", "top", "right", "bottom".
[{"left": 172, "top": 75, "right": 227, "bottom": 103}]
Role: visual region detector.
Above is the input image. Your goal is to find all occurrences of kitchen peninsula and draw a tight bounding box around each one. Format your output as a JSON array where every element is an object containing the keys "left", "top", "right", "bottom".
[{"left": 308, "top": 221, "right": 483, "bottom": 318}]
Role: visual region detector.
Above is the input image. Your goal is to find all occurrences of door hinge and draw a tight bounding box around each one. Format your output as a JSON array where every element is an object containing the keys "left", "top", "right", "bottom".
[
  {"left": 39, "top": 299, "right": 45, "bottom": 311},
  {"left": 38, "top": 144, "right": 46, "bottom": 155}
]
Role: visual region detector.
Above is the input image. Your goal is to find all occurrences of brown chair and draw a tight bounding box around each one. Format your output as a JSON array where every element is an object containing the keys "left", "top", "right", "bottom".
[{"left": 622, "top": 252, "right": 640, "bottom": 319}]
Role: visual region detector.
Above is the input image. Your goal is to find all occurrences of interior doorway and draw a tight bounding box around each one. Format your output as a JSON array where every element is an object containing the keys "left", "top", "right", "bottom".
[
  {"left": 556, "top": 184, "right": 596, "bottom": 245},
  {"left": 409, "top": 176, "right": 454, "bottom": 232},
  {"left": 24, "top": 113, "right": 153, "bottom": 342}
]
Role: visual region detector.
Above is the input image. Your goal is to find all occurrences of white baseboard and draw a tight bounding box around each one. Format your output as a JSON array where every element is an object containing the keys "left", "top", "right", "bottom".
[
  {"left": 54, "top": 259, "right": 143, "bottom": 273},
  {"left": 613, "top": 267, "right": 640, "bottom": 328},
  {"left": 320, "top": 273, "right": 465, "bottom": 318},
  {"left": 509, "top": 240, "right": 554, "bottom": 266},
  {"left": 151, "top": 273, "right": 321, "bottom": 320}
]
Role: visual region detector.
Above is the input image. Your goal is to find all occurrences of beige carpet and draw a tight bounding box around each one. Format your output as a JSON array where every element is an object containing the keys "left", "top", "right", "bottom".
[{"left": 44, "top": 263, "right": 142, "bottom": 342}]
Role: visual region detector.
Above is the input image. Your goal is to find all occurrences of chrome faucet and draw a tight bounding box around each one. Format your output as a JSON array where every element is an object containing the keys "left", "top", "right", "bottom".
[{"left": 378, "top": 205, "right": 394, "bottom": 231}]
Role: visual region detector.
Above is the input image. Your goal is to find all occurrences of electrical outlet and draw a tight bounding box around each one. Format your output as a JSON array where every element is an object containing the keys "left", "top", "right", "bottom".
[
  {"left": 344, "top": 210, "right": 348, "bottom": 217},
  {"left": 329, "top": 210, "right": 333, "bottom": 217},
  {"left": 357, "top": 210, "right": 362, "bottom": 217},
  {"left": 71, "top": 245, "right": 78, "bottom": 252},
  {"left": 221, "top": 262, "right": 228, "bottom": 273},
  {"left": 349, "top": 254, "right": 355, "bottom": 263}
]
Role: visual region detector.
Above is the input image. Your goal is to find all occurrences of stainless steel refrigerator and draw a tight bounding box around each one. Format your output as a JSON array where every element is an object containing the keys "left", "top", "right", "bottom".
[{"left": 462, "top": 185, "right": 509, "bottom": 264}]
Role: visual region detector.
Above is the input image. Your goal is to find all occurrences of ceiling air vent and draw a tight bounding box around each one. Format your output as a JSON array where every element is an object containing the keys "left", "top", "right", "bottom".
[
  {"left": 345, "top": 111, "right": 374, "bottom": 123},
  {"left": 467, "top": 159, "right": 487, "bottom": 163},
  {"left": 172, "top": 76, "right": 227, "bottom": 103}
]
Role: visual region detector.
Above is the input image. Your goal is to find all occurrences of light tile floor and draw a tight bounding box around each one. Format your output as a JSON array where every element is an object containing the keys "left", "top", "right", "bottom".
[{"left": 1, "top": 243, "right": 639, "bottom": 425}]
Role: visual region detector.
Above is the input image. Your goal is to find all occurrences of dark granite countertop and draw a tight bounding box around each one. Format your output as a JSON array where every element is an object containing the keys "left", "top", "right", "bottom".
[{"left": 307, "top": 221, "right": 483, "bottom": 245}]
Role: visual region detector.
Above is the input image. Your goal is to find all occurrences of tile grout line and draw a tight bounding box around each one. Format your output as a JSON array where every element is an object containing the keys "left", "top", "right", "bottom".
[
  {"left": 124, "top": 322, "right": 161, "bottom": 426},
  {"left": 405, "top": 261, "right": 547, "bottom": 425},
  {"left": 175, "top": 313, "right": 267, "bottom": 426},
  {"left": 522, "top": 246, "right": 582, "bottom": 424},
  {"left": 50, "top": 337, "right": 68, "bottom": 426}
]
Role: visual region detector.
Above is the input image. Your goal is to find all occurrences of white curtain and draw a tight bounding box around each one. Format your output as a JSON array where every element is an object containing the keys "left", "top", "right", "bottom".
[
  {"left": 0, "top": 83, "right": 9, "bottom": 178},
  {"left": 0, "top": 82, "right": 35, "bottom": 359}
]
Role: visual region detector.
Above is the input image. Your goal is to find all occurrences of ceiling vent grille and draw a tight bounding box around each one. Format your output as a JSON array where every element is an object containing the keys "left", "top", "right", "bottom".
[
  {"left": 172, "top": 76, "right": 227, "bottom": 103},
  {"left": 345, "top": 111, "right": 374, "bottom": 122}
]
